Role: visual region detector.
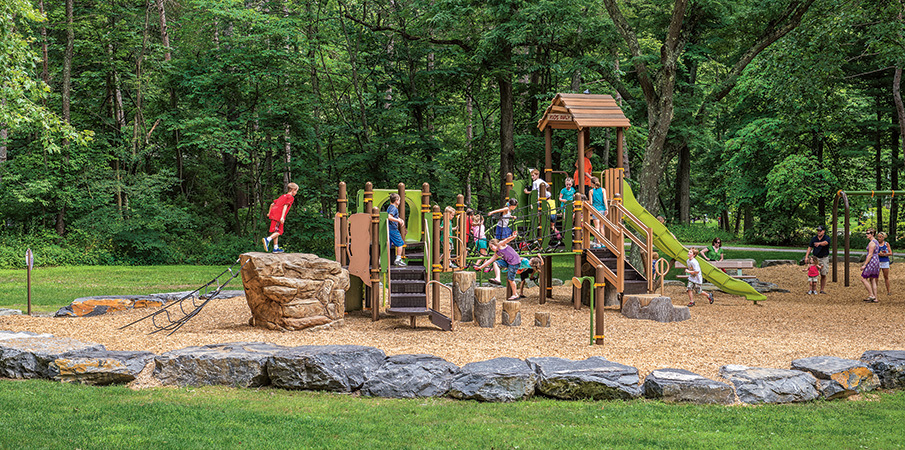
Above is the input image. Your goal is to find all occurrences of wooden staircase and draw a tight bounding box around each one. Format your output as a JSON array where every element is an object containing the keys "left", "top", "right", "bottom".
[
  {"left": 386, "top": 242, "right": 452, "bottom": 330},
  {"left": 588, "top": 247, "right": 648, "bottom": 295}
]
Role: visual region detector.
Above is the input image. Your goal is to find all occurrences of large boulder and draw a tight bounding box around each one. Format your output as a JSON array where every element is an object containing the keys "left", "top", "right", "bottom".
[
  {"left": 719, "top": 365, "right": 819, "bottom": 404},
  {"left": 860, "top": 350, "right": 905, "bottom": 389},
  {"left": 791, "top": 356, "right": 879, "bottom": 399},
  {"left": 621, "top": 296, "right": 690, "bottom": 323},
  {"left": 361, "top": 354, "right": 460, "bottom": 398},
  {"left": 449, "top": 357, "right": 536, "bottom": 402},
  {"left": 0, "top": 309, "right": 22, "bottom": 316},
  {"left": 50, "top": 349, "right": 155, "bottom": 385},
  {"left": 643, "top": 368, "right": 734, "bottom": 404},
  {"left": 268, "top": 345, "right": 385, "bottom": 392},
  {"left": 54, "top": 291, "right": 213, "bottom": 317},
  {"left": 0, "top": 336, "right": 105, "bottom": 379},
  {"left": 240, "top": 252, "right": 349, "bottom": 331},
  {"left": 154, "top": 342, "right": 286, "bottom": 387},
  {"left": 527, "top": 356, "right": 641, "bottom": 400}
]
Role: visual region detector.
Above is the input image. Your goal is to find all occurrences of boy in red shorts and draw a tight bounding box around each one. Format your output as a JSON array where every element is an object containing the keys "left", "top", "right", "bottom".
[{"left": 262, "top": 182, "right": 299, "bottom": 253}]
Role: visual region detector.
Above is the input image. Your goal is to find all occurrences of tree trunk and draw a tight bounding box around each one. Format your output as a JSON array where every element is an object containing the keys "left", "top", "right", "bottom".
[
  {"left": 891, "top": 122, "right": 900, "bottom": 241},
  {"left": 466, "top": 94, "right": 474, "bottom": 205},
  {"left": 498, "top": 73, "right": 515, "bottom": 203},
  {"left": 39, "top": 0, "right": 49, "bottom": 86},
  {"left": 743, "top": 206, "right": 753, "bottom": 239},
  {"left": 474, "top": 287, "right": 496, "bottom": 328},
  {"left": 156, "top": 0, "right": 172, "bottom": 61},
  {"left": 817, "top": 135, "right": 825, "bottom": 220},
  {"left": 876, "top": 102, "right": 883, "bottom": 231},
  {"left": 894, "top": 63, "right": 905, "bottom": 241},
  {"left": 453, "top": 271, "right": 475, "bottom": 322},
  {"left": 674, "top": 143, "right": 690, "bottom": 223},
  {"left": 57, "top": 0, "right": 74, "bottom": 237},
  {"left": 501, "top": 300, "right": 521, "bottom": 326},
  {"left": 283, "top": 124, "right": 292, "bottom": 188}
]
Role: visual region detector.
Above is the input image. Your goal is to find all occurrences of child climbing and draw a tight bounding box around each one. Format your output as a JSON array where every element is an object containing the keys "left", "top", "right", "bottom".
[
  {"left": 474, "top": 231, "right": 522, "bottom": 300},
  {"left": 516, "top": 256, "right": 544, "bottom": 299},
  {"left": 559, "top": 176, "right": 576, "bottom": 204},
  {"left": 546, "top": 185, "right": 560, "bottom": 240},
  {"left": 262, "top": 182, "right": 299, "bottom": 253},
  {"left": 387, "top": 193, "right": 407, "bottom": 266},
  {"left": 523, "top": 168, "right": 547, "bottom": 200},
  {"left": 489, "top": 198, "right": 518, "bottom": 240},
  {"left": 685, "top": 248, "right": 714, "bottom": 307},
  {"left": 590, "top": 176, "right": 607, "bottom": 248},
  {"left": 804, "top": 255, "right": 822, "bottom": 295},
  {"left": 471, "top": 214, "right": 488, "bottom": 269}
]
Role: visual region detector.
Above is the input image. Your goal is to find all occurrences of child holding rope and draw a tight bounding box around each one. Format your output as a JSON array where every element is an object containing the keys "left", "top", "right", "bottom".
[
  {"left": 474, "top": 231, "right": 522, "bottom": 300},
  {"left": 471, "top": 214, "right": 489, "bottom": 270},
  {"left": 489, "top": 198, "right": 518, "bottom": 239}
]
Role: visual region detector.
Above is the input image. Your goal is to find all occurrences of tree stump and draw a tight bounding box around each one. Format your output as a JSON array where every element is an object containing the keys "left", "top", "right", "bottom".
[
  {"left": 502, "top": 300, "right": 521, "bottom": 326},
  {"left": 604, "top": 282, "right": 620, "bottom": 307},
  {"left": 474, "top": 287, "right": 496, "bottom": 328},
  {"left": 534, "top": 312, "right": 551, "bottom": 327},
  {"left": 453, "top": 271, "right": 476, "bottom": 322}
]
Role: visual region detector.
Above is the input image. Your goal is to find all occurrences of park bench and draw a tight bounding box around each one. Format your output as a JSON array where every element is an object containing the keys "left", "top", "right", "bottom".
[{"left": 674, "top": 259, "right": 757, "bottom": 279}]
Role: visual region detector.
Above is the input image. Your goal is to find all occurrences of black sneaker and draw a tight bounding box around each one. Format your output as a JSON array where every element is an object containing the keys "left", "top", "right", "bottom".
[{"left": 707, "top": 291, "right": 714, "bottom": 304}]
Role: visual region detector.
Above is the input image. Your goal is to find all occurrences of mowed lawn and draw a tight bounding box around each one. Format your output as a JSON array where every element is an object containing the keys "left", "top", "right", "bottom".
[
  {"left": 0, "top": 266, "right": 233, "bottom": 312},
  {"left": 0, "top": 380, "right": 903, "bottom": 449}
]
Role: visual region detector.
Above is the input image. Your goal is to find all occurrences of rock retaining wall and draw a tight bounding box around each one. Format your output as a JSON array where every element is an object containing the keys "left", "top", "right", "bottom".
[{"left": 2, "top": 330, "right": 903, "bottom": 405}]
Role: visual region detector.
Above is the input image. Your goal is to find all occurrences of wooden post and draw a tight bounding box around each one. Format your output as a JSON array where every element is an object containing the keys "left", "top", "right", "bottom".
[
  {"left": 456, "top": 194, "right": 466, "bottom": 268},
  {"left": 421, "top": 183, "right": 431, "bottom": 241},
  {"left": 595, "top": 267, "right": 605, "bottom": 345},
  {"left": 502, "top": 300, "right": 521, "bottom": 326},
  {"left": 544, "top": 255, "right": 553, "bottom": 302},
  {"left": 475, "top": 287, "right": 496, "bottom": 328},
  {"left": 397, "top": 182, "right": 406, "bottom": 259},
  {"left": 370, "top": 205, "right": 380, "bottom": 321},
  {"left": 573, "top": 195, "right": 583, "bottom": 310},
  {"left": 505, "top": 172, "right": 513, "bottom": 202},
  {"left": 616, "top": 127, "right": 624, "bottom": 170},
  {"left": 544, "top": 126, "right": 552, "bottom": 185},
  {"left": 338, "top": 182, "right": 348, "bottom": 266},
  {"left": 432, "top": 205, "right": 441, "bottom": 310},
  {"left": 577, "top": 128, "right": 586, "bottom": 192},
  {"left": 453, "top": 270, "right": 475, "bottom": 322},
  {"left": 534, "top": 312, "right": 551, "bottom": 327},
  {"left": 364, "top": 182, "right": 373, "bottom": 311}
]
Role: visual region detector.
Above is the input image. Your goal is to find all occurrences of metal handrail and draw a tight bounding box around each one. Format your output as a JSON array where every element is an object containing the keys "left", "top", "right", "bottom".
[{"left": 425, "top": 280, "right": 456, "bottom": 331}]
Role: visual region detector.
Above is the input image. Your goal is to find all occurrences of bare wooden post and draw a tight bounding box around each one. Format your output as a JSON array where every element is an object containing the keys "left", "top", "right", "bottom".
[
  {"left": 431, "top": 205, "right": 441, "bottom": 310},
  {"left": 337, "top": 182, "right": 348, "bottom": 265},
  {"left": 453, "top": 270, "right": 475, "bottom": 322},
  {"left": 534, "top": 312, "right": 551, "bottom": 327},
  {"left": 616, "top": 127, "right": 624, "bottom": 170},
  {"left": 595, "top": 267, "right": 605, "bottom": 345},
  {"left": 397, "top": 182, "right": 406, "bottom": 259},
  {"left": 543, "top": 255, "right": 553, "bottom": 302},
  {"left": 370, "top": 206, "right": 380, "bottom": 322},
  {"left": 544, "top": 126, "right": 552, "bottom": 185},
  {"left": 505, "top": 172, "right": 514, "bottom": 202},
  {"left": 364, "top": 182, "right": 373, "bottom": 312},
  {"left": 502, "top": 300, "right": 521, "bottom": 326},
  {"left": 475, "top": 287, "right": 496, "bottom": 328},
  {"left": 573, "top": 195, "right": 583, "bottom": 310},
  {"left": 456, "top": 194, "right": 465, "bottom": 268}
]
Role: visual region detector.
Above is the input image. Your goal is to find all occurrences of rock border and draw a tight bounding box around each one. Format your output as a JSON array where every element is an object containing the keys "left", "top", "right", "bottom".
[{"left": 1, "top": 330, "right": 901, "bottom": 405}]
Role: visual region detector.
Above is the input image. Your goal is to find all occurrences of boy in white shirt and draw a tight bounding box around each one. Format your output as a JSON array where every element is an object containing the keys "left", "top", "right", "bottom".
[{"left": 685, "top": 248, "right": 714, "bottom": 307}]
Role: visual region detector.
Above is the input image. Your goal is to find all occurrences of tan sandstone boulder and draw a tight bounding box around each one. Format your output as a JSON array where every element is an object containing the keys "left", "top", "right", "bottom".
[{"left": 240, "top": 252, "right": 349, "bottom": 331}]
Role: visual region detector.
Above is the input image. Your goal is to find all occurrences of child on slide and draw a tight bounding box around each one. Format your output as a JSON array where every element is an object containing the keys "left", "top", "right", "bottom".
[{"left": 474, "top": 231, "right": 522, "bottom": 301}]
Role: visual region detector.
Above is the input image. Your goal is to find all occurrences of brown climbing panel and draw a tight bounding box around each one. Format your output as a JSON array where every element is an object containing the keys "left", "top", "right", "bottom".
[{"left": 348, "top": 212, "right": 372, "bottom": 285}]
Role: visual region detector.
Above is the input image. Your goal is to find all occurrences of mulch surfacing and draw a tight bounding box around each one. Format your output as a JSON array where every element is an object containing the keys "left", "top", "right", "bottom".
[{"left": 2, "top": 263, "right": 903, "bottom": 382}]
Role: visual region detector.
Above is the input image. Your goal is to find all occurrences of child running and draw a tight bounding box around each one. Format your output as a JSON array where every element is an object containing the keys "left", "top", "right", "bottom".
[
  {"left": 262, "top": 182, "right": 299, "bottom": 253},
  {"left": 474, "top": 231, "right": 522, "bottom": 300},
  {"left": 804, "top": 255, "right": 822, "bottom": 294},
  {"left": 685, "top": 248, "right": 714, "bottom": 307}
]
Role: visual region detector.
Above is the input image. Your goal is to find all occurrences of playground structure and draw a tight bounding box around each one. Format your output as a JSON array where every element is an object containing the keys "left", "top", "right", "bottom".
[
  {"left": 334, "top": 93, "right": 767, "bottom": 344},
  {"left": 832, "top": 189, "right": 902, "bottom": 286}
]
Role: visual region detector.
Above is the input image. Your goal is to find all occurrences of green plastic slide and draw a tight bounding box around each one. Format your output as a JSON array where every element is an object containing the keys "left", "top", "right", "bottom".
[{"left": 621, "top": 181, "right": 767, "bottom": 303}]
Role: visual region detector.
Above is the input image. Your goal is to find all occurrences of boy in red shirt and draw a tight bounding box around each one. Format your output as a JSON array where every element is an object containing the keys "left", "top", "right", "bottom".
[{"left": 262, "top": 182, "right": 299, "bottom": 253}]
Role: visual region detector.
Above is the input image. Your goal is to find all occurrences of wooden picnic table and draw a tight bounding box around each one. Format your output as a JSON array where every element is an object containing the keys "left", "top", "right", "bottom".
[{"left": 674, "top": 259, "right": 757, "bottom": 279}]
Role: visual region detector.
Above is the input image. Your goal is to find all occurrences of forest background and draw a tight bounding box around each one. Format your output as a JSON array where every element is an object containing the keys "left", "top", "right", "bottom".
[{"left": 0, "top": 0, "right": 903, "bottom": 268}]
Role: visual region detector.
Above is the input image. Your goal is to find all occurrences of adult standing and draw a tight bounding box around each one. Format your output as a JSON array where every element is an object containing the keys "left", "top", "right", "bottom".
[
  {"left": 804, "top": 225, "right": 831, "bottom": 294},
  {"left": 574, "top": 147, "right": 594, "bottom": 197},
  {"left": 860, "top": 229, "right": 880, "bottom": 302}
]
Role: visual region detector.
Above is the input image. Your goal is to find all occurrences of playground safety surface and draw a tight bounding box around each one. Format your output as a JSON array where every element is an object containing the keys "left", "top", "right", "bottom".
[{"left": 2, "top": 263, "right": 904, "bottom": 384}]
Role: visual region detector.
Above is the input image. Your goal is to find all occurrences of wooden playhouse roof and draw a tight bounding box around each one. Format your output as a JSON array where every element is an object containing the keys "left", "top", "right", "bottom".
[{"left": 536, "top": 93, "right": 631, "bottom": 130}]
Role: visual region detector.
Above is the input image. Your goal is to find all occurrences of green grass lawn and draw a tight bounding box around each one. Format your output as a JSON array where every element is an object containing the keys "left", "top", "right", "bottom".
[
  {"left": 0, "top": 265, "right": 235, "bottom": 312},
  {"left": 0, "top": 380, "right": 902, "bottom": 449}
]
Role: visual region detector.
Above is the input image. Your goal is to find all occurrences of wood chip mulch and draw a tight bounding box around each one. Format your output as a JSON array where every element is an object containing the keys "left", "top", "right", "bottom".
[{"left": 2, "top": 264, "right": 903, "bottom": 382}]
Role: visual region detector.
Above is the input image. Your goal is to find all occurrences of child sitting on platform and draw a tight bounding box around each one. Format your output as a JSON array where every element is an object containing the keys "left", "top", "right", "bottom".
[{"left": 474, "top": 231, "right": 522, "bottom": 300}]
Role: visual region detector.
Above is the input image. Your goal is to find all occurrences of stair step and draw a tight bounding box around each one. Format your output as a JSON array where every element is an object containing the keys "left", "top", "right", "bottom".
[
  {"left": 389, "top": 293, "right": 427, "bottom": 309},
  {"left": 386, "top": 307, "right": 431, "bottom": 316},
  {"left": 623, "top": 280, "right": 649, "bottom": 295},
  {"left": 391, "top": 279, "right": 425, "bottom": 293},
  {"left": 390, "top": 267, "right": 427, "bottom": 280}
]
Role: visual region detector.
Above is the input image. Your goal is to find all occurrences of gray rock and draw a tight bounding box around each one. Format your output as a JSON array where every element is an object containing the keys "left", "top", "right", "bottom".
[
  {"left": 761, "top": 260, "right": 796, "bottom": 268},
  {"left": 50, "top": 349, "right": 155, "bottom": 385},
  {"left": 742, "top": 279, "right": 783, "bottom": 293},
  {"left": 643, "top": 368, "right": 734, "bottom": 404},
  {"left": 551, "top": 278, "right": 563, "bottom": 286},
  {"left": 860, "top": 350, "right": 905, "bottom": 389},
  {"left": 268, "top": 345, "right": 386, "bottom": 392},
  {"left": 0, "top": 330, "right": 52, "bottom": 340},
  {"left": 527, "top": 356, "right": 641, "bottom": 400},
  {"left": 361, "top": 354, "right": 460, "bottom": 398},
  {"left": 449, "top": 357, "right": 536, "bottom": 402},
  {"left": 0, "top": 336, "right": 105, "bottom": 379},
  {"left": 154, "top": 342, "right": 286, "bottom": 387},
  {"left": 664, "top": 280, "right": 684, "bottom": 287},
  {"left": 719, "top": 365, "right": 819, "bottom": 404},
  {"left": 621, "top": 296, "right": 689, "bottom": 323},
  {"left": 791, "top": 356, "right": 879, "bottom": 399},
  {"left": 0, "top": 309, "right": 22, "bottom": 316}
]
